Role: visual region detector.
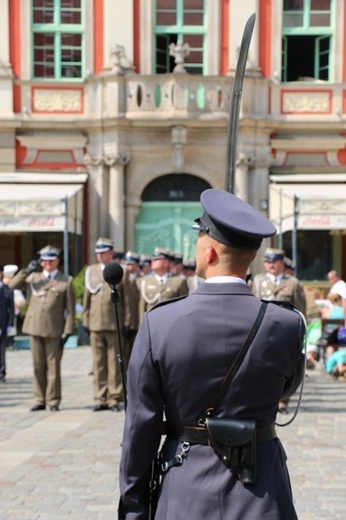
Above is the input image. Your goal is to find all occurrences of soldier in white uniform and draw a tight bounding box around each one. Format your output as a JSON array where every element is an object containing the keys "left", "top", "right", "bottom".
[{"left": 83, "top": 238, "right": 124, "bottom": 412}]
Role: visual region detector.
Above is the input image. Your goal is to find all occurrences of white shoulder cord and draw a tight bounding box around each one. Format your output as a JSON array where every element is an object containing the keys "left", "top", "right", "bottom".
[
  {"left": 140, "top": 278, "right": 162, "bottom": 305},
  {"left": 276, "top": 309, "right": 307, "bottom": 428}
]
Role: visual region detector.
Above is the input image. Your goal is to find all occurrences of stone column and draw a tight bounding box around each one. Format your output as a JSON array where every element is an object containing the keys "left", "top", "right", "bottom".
[
  {"left": 104, "top": 152, "right": 130, "bottom": 250},
  {"left": 83, "top": 154, "right": 106, "bottom": 261}
]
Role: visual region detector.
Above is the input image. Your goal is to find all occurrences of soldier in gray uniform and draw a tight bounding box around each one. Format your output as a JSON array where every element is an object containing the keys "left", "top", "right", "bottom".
[
  {"left": 83, "top": 238, "right": 123, "bottom": 412},
  {"left": 119, "top": 189, "right": 305, "bottom": 520},
  {"left": 10, "top": 246, "right": 75, "bottom": 411},
  {"left": 138, "top": 248, "right": 189, "bottom": 323}
]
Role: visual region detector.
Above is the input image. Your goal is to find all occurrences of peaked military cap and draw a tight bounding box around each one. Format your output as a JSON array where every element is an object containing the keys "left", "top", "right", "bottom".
[
  {"left": 264, "top": 248, "right": 285, "bottom": 262},
  {"left": 95, "top": 237, "right": 114, "bottom": 254},
  {"left": 124, "top": 250, "right": 140, "bottom": 264},
  {"left": 173, "top": 252, "right": 184, "bottom": 264},
  {"left": 140, "top": 254, "right": 152, "bottom": 266},
  {"left": 152, "top": 247, "right": 173, "bottom": 261},
  {"left": 38, "top": 245, "right": 61, "bottom": 260},
  {"left": 284, "top": 256, "right": 295, "bottom": 270},
  {"left": 113, "top": 251, "right": 125, "bottom": 260},
  {"left": 183, "top": 259, "right": 196, "bottom": 270},
  {"left": 193, "top": 189, "right": 276, "bottom": 250}
]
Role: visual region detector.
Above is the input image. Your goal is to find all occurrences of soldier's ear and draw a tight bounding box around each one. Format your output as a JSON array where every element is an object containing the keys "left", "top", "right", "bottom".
[{"left": 205, "top": 242, "right": 217, "bottom": 265}]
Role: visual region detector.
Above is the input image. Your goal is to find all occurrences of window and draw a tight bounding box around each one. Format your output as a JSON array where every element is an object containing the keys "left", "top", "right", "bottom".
[
  {"left": 154, "top": 0, "right": 206, "bottom": 74},
  {"left": 282, "top": 0, "right": 334, "bottom": 82},
  {"left": 32, "top": 0, "right": 84, "bottom": 80}
]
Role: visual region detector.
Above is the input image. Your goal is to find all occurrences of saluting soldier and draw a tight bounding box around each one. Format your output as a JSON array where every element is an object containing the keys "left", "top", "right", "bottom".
[
  {"left": 83, "top": 238, "right": 124, "bottom": 412},
  {"left": 10, "top": 246, "right": 75, "bottom": 411},
  {"left": 252, "top": 248, "right": 306, "bottom": 315},
  {"left": 138, "top": 248, "right": 189, "bottom": 322},
  {"left": 122, "top": 251, "right": 141, "bottom": 367}
]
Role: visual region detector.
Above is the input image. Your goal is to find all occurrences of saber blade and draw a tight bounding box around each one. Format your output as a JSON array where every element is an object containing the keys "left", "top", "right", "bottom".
[{"left": 225, "top": 13, "right": 256, "bottom": 194}]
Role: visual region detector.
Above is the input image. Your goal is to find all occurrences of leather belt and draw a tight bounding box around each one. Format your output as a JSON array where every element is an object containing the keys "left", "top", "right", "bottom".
[{"left": 162, "top": 421, "right": 276, "bottom": 445}]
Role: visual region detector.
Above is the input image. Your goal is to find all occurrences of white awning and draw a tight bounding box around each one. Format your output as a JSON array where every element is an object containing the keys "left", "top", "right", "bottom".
[
  {"left": 0, "top": 173, "right": 87, "bottom": 233},
  {"left": 269, "top": 182, "right": 346, "bottom": 232}
]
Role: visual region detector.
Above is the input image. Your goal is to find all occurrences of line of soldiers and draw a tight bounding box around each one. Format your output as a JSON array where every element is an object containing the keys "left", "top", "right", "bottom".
[
  {"left": 7, "top": 239, "right": 305, "bottom": 416},
  {"left": 82, "top": 238, "right": 199, "bottom": 412},
  {"left": 5, "top": 239, "right": 199, "bottom": 413}
]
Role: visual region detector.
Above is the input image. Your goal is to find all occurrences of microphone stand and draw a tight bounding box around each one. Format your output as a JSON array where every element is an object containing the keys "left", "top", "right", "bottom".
[{"left": 109, "top": 285, "right": 127, "bottom": 411}]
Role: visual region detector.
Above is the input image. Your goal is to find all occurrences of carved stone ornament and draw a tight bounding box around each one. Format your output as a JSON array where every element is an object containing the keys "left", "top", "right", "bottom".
[
  {"left": 103, "top": 152, "right": 130, "bottom": 166},
  {"left": 169, "top": 42, "right": 190, "bottom": 74},
  {"left": 109, "top": 44, "right": 135, "bottom": 75},
  {"left": 282, "top": 91, "right": 330, "bottom": 113},
  {"left": 83, "top": 153, "right": 103, "bottom": 167},
  {"left": 33, "top": 88, "right": 83, "bottom": 112},
  {"left": 83, "top": 152, "right": 130, "bottom": 167}
]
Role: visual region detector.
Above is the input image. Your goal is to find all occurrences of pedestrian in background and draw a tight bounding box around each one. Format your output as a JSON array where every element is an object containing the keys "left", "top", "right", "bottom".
[
  {"left": 10, "top": 246, "right": 75, "bottom": 411},
  {"left": 83, "top": 237, "right": 124, "bottom": 412},
  {"left": 0, "top": 265, "right": 15, "bottom": 383},
  {"left": 327, "top": 270, "right": 346, "bottom": 312},
  {"left": 3, "top": 264, "right": 26, "bottom": 349},
  {"left": 119, "top": 189, "right": 305, "bottom": 520}
]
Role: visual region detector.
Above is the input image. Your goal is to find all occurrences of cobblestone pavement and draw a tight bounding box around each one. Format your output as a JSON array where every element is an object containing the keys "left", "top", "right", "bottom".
[{"left": 0, "top": 347, "right": 345, "bottom": 519}]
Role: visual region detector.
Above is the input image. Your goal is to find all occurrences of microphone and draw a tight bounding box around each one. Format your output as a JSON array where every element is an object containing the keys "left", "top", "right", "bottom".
[
  {"left": 102, "top": 261, "right": 127, "bottom": 410},
  {"left": 103, "top": 262, "right": 124, "bottom": 287}
]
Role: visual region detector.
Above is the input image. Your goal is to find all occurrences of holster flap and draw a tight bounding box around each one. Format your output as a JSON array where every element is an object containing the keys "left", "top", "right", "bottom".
[
  {"left": 206, "top": 418, "right": 256, "bottom": 446},
  {"left": 205, "top": 417, "right": 257, "bottom": 484}
]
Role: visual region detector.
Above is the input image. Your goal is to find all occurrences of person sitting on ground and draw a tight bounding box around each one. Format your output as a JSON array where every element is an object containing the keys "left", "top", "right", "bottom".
[{"left": 325, "top": 350, "right": 346, "bottom": 379}]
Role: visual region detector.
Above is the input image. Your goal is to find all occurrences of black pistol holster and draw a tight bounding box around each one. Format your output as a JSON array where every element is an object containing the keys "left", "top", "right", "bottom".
[{"left": 205, "top": 417, "right": 256, "bottom": 484}]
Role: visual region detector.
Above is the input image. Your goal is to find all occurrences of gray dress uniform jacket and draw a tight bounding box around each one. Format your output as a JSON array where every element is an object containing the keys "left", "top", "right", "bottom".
[
  {"left": 119, "top": 282, "right": 305, "bottom": 520},
  {"left": 10, "top": 269, "right": 75, "bottom": 337}
]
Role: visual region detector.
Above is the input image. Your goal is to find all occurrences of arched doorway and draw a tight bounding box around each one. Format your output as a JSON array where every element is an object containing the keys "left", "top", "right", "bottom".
[{"left": 134, "top": 174, "right": 211, "bottom": 259}]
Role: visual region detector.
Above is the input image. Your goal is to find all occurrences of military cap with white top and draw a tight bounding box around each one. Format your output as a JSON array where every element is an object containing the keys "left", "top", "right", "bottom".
[
  {"left": 152, "top": 247, "right": 173, "bottom": 261},
  {"left": 124, "top": 251, "right": 140, "bottom": 264},
  {"left": 38, "top": 245, "right": 61, "bottom": 260},
  {"left": 264, "top": 248, "right": 285, "bottom": 262},
  {"left": 193, "top": 189, "right": 276, "bottom": 250},
  {"left": 95, "top": 237, "right": 114, "bottom": 254}
]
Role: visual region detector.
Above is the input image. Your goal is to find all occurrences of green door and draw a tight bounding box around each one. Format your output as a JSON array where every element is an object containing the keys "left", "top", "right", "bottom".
[{"left": 135, "top": 201, "right": 202, "bottom": 260}]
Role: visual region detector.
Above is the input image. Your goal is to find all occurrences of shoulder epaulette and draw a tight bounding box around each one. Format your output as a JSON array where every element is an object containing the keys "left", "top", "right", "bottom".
[
  {"left": 148, "top": 294, "right": 188, "bottom": 312},
  {"left": 261, "top": 299, "right": 296, "bottom": 311}
]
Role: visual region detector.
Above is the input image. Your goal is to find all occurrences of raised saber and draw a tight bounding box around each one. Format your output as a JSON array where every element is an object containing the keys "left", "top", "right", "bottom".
[{"left": 225, "top": 13, "right": 256, "bottom": 194}]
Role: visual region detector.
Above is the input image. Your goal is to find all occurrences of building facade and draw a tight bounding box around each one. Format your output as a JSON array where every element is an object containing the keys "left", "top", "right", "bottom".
[{"left": 0, "top": 0, "right": 346, "bottom": 281}]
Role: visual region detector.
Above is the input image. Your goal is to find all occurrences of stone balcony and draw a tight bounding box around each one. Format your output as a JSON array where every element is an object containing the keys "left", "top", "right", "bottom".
[{"left": 7, "top": 75, "right": 346, "bottom": 131}]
